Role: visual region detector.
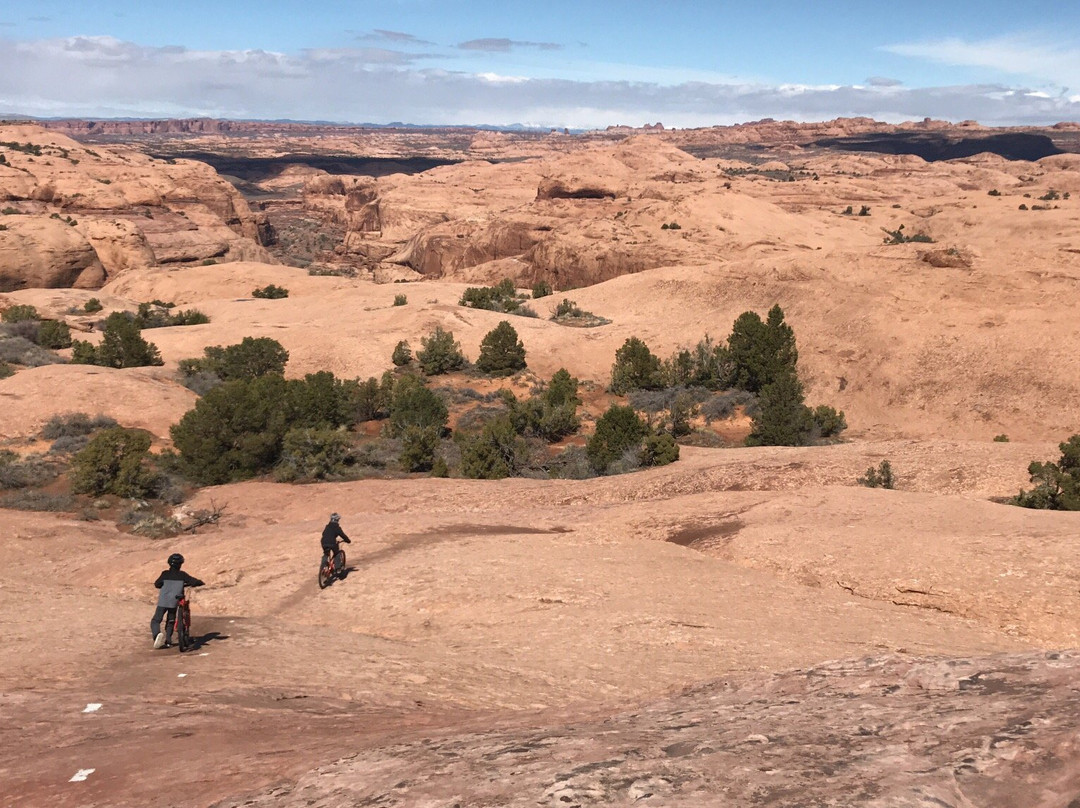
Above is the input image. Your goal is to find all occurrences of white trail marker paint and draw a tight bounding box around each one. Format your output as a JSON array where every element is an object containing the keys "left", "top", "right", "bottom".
[
  {"left": 177, "top": 673, "right": 187, "bottom": 678},
  {"left": 82, "top": 703, "right": 102, "bottom": 713},
  {"left": 69, "top": 769, "right": 95, "bottom": 782}
]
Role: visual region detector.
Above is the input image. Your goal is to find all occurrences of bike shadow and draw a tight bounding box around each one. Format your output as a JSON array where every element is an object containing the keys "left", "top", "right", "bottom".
[
  {"left": 188, "top": 630, "right": 228, "bottom": 651},
  {"left": 339, "top": 565, "right": 358, "bottom": 581}
]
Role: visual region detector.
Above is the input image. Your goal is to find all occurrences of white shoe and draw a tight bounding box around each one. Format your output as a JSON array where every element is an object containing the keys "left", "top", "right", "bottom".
[{"left": 153, "top": 632, "right": 165, "bottom": 649}]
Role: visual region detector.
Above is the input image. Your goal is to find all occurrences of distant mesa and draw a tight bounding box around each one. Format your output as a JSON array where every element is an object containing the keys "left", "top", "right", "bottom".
[{"left": 813, "top": 132, "right": 1063, "bottom": 162}]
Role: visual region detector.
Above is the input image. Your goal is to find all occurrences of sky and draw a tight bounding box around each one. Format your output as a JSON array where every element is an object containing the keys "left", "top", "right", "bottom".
[{"left": 1, "top": 0, "right": 1079, "bottom": 128}]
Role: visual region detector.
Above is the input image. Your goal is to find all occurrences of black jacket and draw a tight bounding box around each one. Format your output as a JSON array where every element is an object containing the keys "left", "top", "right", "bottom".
[
  {"left": 321, "top": 521, "right": 350, "bottom": 549},
  {"left": 154, "top": 569, "right": 204, "bottom": 608}
]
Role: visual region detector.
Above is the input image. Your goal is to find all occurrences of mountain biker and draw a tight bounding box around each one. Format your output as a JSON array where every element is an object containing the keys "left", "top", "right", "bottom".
[
  {"left": 321, "top": 512, "right": 351, "bottom": 568},
  {"left": 151, "top": 553, "right": 204, "bottom": 649}
]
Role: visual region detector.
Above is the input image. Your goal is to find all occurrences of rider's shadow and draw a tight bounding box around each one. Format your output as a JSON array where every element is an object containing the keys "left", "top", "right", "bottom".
[
  {"left": 338, "top": 566, "right": 357, "bottom": 581},
  {"left": 189, "top": 630, "right": 228, "bottom": 651}
]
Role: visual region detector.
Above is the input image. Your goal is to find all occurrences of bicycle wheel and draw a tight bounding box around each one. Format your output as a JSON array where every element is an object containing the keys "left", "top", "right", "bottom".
[
  {"left": 334, "top": 549, "right": 346, "bottom": 578},
  {"left": 177, "top": 603, "right": 191, "bottom": 652},
  {"left": 318, "top": 557, "right": 332, "bottom": 589}
]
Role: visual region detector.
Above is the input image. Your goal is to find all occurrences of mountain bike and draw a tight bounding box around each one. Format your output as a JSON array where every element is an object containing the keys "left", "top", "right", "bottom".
[
  {"left": 318, "top": 544, "right": 346, "bottom": 589},
  {"left": 176, "top": 593, "right": 192, "bottom": 652}
]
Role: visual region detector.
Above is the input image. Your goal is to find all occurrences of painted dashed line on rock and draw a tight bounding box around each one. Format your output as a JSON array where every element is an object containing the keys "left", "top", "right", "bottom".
[
  {"left": 69, "top": 769, "right": 95, "bottom": 782},
  {"left": 82, "top": 703, "right": 102, "bottom": 713},
  {"left": 177, "top": 673, "right": 188, "bottom": 678}
]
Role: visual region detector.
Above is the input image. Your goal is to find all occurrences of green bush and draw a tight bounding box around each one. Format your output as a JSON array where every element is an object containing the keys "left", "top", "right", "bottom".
[
  {"left": 388, "top": 374, "right": 449, "bottom": 437},
  {"left": 417, "top": 326, "right": 466, "bottom": 375},
  {"left": 476, "top": 320, "right": 527, "bottom": 376},
  {"left": 457, "top": 415, "right": 525, "bottom": 479},
  {"left": 553, "top": 298, "right": 582, "bottom": 318},
  {"left": 274, "top": 427, "right": 351, "bottom": 481},
  {"left": 746, "top": 373, "right": 814, "bottom": 447},
  {"left": 639, "top": 432, "right": 679, "bottom": 467},
  {"left": 391, "top": 340, "right": 413, "bottom": 367},
  {"left": 180, "top": 337, "right": 289, "bottom": 384},
  {"left": 83, "top": 298, "right": 103, "bottom": 313},
  {"left": 1014, "top": 435, "right": 1080, "bottom": 510},
  {"left": 882, "top": 225, "right": 934, "bottom": 244},
  {"left": 2, "top": 304, "right": 40, "bottom": 323},
  {"left": 70, "top": 427, "right": 157, "bottom": 498},
  {"left": 252, "top": 284, "right": 289, "bottom": 299},
  {"left": 727, "top": 305, "right": 798, "bottom": 393},
  {"left": 70, "top": 313, "right": 163, "bottom": 369},
  {"left": 134, "top": 302, "right": 209, "bottom": 328},
  {"left": 0, "top": 452, "right": 60, "bottom": 489},
  {"left": 399, "top": 425, "right": 440, "bottom": 472},
  {"left": 532, "top": 280, "right": 553, "bottom": 299},
  {"left": 0, "top": 361, "right": 12, "bottom": 379},
  {"left": 858, "top": 460, "right": 895, "bottom": 490},
  {"left": 610, "top": 337, "right": 664, "bottom": 394},
  {"left": 812, "top": 405, "right": 847, "bottom": 439},
  {"left": 587, "top": 404, "right": 649, "bottom": 473},
  {"left": 993, "top": 434, "right": 1010, "bottom": 443},
  {"left": 459, "top": 279, "right": 522, "bottom": 314},
  {"left": 36, "top": 320, "right": 72, "bottom": 349},
  {"left": 393, "top": 294, "right": 407, "bottom": 306}
]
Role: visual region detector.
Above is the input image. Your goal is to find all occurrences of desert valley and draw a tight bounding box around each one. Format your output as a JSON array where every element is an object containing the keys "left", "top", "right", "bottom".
[{"left": 2, "top": 115, "right": 1080, "bottom": 806}]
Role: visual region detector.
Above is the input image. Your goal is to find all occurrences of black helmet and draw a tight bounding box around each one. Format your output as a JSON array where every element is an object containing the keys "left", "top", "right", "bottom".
[
  {"left": 168, "top": 553, "right": 184, "bottom": 568},
  {"left": 329, "top": 513, "right": 340, "bottom": 523}
]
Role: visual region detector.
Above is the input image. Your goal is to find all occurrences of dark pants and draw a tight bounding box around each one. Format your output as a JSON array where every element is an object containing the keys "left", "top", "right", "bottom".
[
  {"left": 321, "top": 544, "right": 336, "bottom": 568},
  {"left": 151, "top": 606, "right": 177, "bottom": 641}
]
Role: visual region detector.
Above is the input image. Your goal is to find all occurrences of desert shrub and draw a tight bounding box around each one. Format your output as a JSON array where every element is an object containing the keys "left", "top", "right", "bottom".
[
  {"left": 399, "top": 425, "right": 441, "bottom": 472},
  {"left": 1040, "top": 190, "right": 1061, "bottom": 201},
  {"left": 391, "top": 340, "right": 413, "bottom": 367},
  {"left": 417, "top": 326, "right": 466, "bottom": 375},
  {"left": 858, "top": 460, "right": 895, "bottom": 490},
  {"left": 994, "top": 434, "right": 1010, "bottom": 443},
  {"left": 387, "top": 374, "right": 449, "bottom": 437},
  {"left": 547, "top": 445, "right": 595, "bottom": 480},
  {"left": 661, "top": 221, "right": 682, "bottom": 230},
  {"left": 553, "top": 298, "right": 583, "bottom": 318},
  {"left": 639, "top": 432, "right": 680, "bottom": 467},
  {"left": 171, "top": 371, "right": 357, "bottom": 484},
  {"left": 49, "top": 435, "right": 90, "bottom": 455},
  {"left": 532, "top": 280, "right": 553, "bottom": 298},
  {"left": 669, "top": 393, "right": 694, "bottom": 438},
  {"left": 0, "top": 453, "right": 60, "bottom": 489},
  {"left": 1019, "top": 204, "right": 1029, "bottom": 210},
  {"left": 70, "top": 312, "right": 163, "bottom": 368},
  {"left": 393, "top": 294, "right": 407, "bottom": 306},
  {"left": 661, "top": 335, "right": 730, "bottom": 389},
  {"left": 610, "top": 337, "right": 664, "bottom": 394},
  {"left": 727, "top": 305, "right": 798, "bottom": 393},
  {"left": 274, "top": 427, "right": 352, "bottom": 482},
  {"left": 83, "top": 298, "right": 103, "bottom": 313},
  {"left": 252, "top": 284, "right": 289, "bottom": 299},
  {"left": 36, "top": 320, "right": 72, "bottom": 349},
  {"left": 882, "top": 225, "right": 934, "bottom": 244},
  {"left": 0, "top": 332, "right": 64, "bottom": 367},
  {"left": 811, "top": 405, "right": 847, "bottom": 439},
  {"left": 587, "top": 404, "right": 649, "bottom": 473},
  {"left": 180, "top": 337, "right": 289, "bottom": 384},
  {"left": 858, "top": 205, "right": 871, "bottom": 216},
  {"left": 41, "top": 412, "right": 117, "bottom": 440},
  {"left": 352, "top": 376, "right": 388, "bottom": 422},
  {"left": 1, "top": 304, "right": 40, "bottom": 323},
  {"left": 459, "top": 279, "right": 522, "bottom": 314},
  {"left": 0, "top": 490, "right": 75, "bottom": 511},
  {"left": 1013, "top": 435, "right": 1080, "bottom": 510},
  {"left": 134, "top": 302, "right": 209, "bottom": 328},
  {"left": 70, "top": 427, "right": 157, "bottom": 497},
  {"left": 545, "top": 368, "right": 581, "bottom": 410},
  {"left": 457, "top": 415, "right": 526, "bottom": 479},
  {"left": 476, "top": 320, "right": 527, "bottom": 376},
  {"left": 431, "top": 456, "right": 450, "bottom": 477},
  {"left": 988, "top": 189, "right": 1001, "bottom": 196},
  {"left": 842, "top": 206, "right": 853, "bottom": 215},
  {"left": 0, "top": 361, "right": 12, "bottom": 379},
  {"left": 698, "top": 389, "right": 756, "bottom": 422},
  {"left": 745, "top": 373, "right": 814, "bottom": 447}
]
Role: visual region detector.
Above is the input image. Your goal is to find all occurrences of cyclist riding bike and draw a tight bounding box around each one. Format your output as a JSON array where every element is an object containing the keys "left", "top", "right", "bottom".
[
  {"left": 151, "top": 553, "right": 204, "bottom": 649},
  {"left": 321, "top": 512, "right": 351, "bottom": 568}
]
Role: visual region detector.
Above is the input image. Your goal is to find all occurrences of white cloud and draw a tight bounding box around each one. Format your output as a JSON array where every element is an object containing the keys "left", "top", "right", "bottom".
[
  {"left": 1, "top": 36, "right": 1079, "bottom": 127},
  {"left": 884, "top": 34, "right": 1080, "bottom": 90}
]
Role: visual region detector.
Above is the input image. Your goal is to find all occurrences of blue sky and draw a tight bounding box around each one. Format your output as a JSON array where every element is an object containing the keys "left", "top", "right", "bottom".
[{"left": 2, "top": 1, "right": 1079, "bottom": 127}]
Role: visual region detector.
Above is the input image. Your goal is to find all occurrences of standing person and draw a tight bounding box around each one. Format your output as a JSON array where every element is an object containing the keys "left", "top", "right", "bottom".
[
  {"left": 321, "top": 512, "right": 351, "bottom": 567},
  {"left": 151, "top": 553, "right": 204, "bottom": 649}
]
